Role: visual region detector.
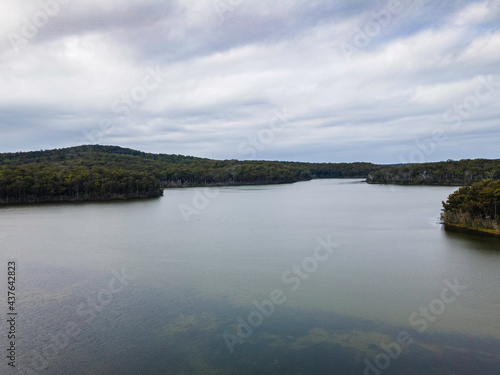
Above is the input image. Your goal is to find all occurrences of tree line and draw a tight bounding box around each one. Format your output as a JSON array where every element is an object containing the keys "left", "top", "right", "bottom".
[
  {"left": 0, "top": 145, "right": 383, "bottom": 204},
  {"left": 367, "top": 159, "right": 500, "bottom": 185},
  {"left": 0, "top": 164, "right": 162, "bottom": 204},
  {"left": 0, "top": 145, "right": 498, "bottom": 205},
  {"left": 441, "top": 179, "right": 500, "bottom": 232}
]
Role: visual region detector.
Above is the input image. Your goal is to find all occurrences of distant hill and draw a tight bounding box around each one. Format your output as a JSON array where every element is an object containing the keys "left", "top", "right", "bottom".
[
  {"left": 367, "top": 159, "right": 500, "bottom": 186},
  {"left": 0, "top": 145, "right": 378, "bottom": 205},
  {"left": 0, "top": 145, "right": 498, "bottom": 205}
]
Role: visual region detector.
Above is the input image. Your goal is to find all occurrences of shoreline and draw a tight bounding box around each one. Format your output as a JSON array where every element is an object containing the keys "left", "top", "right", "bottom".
[
  {"left": 0, "top": 194, "right": 163, "bottom": 208},
  {"left": 0, "top": 178, "right": 368, "bottom": 207},
  {"left": 0, "top": 178, "right": 480, "bottom": 208},
  {"left": 367, "top": 181, "right": 463, "bottom": 186},
  {"left": 443, "top": 223, "right": 500, "bottom": 239}
]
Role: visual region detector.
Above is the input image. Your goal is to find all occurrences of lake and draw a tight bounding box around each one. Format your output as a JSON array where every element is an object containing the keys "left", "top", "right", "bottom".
[{"left": 1, "top": 179, "right": 499, "bottom": 374}]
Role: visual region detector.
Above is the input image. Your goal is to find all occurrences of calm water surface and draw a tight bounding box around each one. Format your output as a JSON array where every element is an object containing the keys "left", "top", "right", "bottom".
[{"left": 1, "top": 179, "right": 499, "bottom": 374}]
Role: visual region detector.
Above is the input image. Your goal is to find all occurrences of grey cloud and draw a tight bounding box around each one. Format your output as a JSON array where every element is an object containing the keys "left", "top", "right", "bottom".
[{"left": 0, "top": 0, "right": 499, "bottom": 163}]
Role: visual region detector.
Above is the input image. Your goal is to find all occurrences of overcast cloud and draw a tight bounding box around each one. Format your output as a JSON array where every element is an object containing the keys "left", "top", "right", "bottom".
[{"left": 0, "top": 0, "right": 499, "bottom": 163}]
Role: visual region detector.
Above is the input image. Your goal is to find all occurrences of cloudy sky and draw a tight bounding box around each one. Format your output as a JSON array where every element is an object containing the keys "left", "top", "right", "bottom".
[{"left": 0, "top": 0, "right": 499, "bottom": 163}]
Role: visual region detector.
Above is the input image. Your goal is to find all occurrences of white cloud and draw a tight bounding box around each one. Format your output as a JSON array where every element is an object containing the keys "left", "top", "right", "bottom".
[{"left": 453, "top": 1, "right": 500, "bottom": 26}]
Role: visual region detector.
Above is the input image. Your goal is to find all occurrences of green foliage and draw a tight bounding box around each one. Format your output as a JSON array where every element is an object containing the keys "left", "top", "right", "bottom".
[
  {"left": 0, "top": 145, "right": 380, "bottom": 205},
  {"left": 441, "top": 179, "right": 500, "bottom": 230},
  {"left": 1, "top": 145, "right": 498, "bottom": 206},
  {"left": 0, "top": 146, "right": 164, "bottom": 204},
  {"left": 0, "top": 164, "right": 162, "bottom": 204},
  {"left": 367, "top": 159, "right": 500, "bottom": 185}
]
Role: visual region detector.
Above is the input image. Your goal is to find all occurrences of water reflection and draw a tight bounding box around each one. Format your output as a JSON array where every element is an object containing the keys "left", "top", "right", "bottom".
[{"left": 19, "top": 282, "right": 500, "bottom": 375}]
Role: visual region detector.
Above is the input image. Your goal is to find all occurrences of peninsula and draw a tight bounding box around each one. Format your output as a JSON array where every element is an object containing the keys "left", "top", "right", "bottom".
[
  {"left": 1, "top": 143, "right": 499, "bottom": 239},
  {"left": 441, "top": 179, "right": 500, "bottom": 238}
]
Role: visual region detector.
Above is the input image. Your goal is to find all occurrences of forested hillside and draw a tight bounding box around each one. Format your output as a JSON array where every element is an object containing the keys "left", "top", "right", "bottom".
[
  {"left": 0, "top": 145, "right": 379, "bottom": 204},
  {"left": 0, "top": 145, "right": 498, "bottom": 205},
  {"left": 441, "top": 179, "right": 500, "bottom": 235},
  {"left": 367, "top": 159, "right": 500, "bottom": 185}
]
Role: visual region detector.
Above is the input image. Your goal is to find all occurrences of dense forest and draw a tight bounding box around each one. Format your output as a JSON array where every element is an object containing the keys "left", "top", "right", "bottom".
[
  {"left": 0, "top": 163, "right": 163, "bottom": 204},
  {"left": 367, "top": 159, "right": 500, "bottom": 185},
  {"left": 441, "top": 179, "right": 500, "bottom": 235},
  {"left": 0, "top": 145, "right": 379, "bottom": 204},
  {"left": 0, "top": 145, "right": 499, "bottom": 205}
]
